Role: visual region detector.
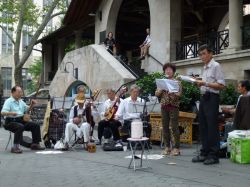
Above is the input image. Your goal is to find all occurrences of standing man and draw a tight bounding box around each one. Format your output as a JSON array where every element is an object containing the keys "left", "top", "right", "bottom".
[
  {"left": 192, "top": 44, "right": 225, "bottom": 165},
  {"left": 1, "top": 86, "right": 45, "bottom": 153}
]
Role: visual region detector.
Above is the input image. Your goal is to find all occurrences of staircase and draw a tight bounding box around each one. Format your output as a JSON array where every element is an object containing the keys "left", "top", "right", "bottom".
[{"left": 114, "top": 55, "right": 147, "bottom": 79}]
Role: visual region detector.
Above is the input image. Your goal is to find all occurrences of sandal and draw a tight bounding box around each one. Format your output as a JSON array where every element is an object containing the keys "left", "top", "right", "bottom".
[
  {"left": 171, "top": 148, "right": 180, "bottom": 156},
  {"left": 161, "top": 147, "right": 171, "bottom": 155}
]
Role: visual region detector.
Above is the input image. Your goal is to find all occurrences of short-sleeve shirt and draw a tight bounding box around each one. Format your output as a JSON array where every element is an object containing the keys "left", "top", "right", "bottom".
[
  {"left": 104, "top": 38, "right": 116, "bottom": 50},
  {"left": 1, "top": 96, "right": 28, "bottom": 117},
  {"left": 144, "top": 35, "right": 151, "bottom": 45},
  {"left": 201, "top": 58, "right": 225, "bottom": 94}
]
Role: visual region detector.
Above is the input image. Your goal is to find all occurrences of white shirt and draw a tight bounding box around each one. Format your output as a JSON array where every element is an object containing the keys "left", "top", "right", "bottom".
[
  {"left": 100, "top": 98, "right": 123, "bottom": 119},
  {"left": 144, "top": 35, "right": 151, "bottom": 45},
  {"left": 69, "top": 103, "right": 100, "bottom": 123},
  {"left": 69, "top": 105, "right": 85, "bottom": 124},
  {"left": 237, "top": 91, "right": 250, "bottom": 106},
  {"left": 201, "top": 58, "right": 225, "bottom": 94},
  {"left": 116, "top": 96, "right": 144, "bottom": 120}
]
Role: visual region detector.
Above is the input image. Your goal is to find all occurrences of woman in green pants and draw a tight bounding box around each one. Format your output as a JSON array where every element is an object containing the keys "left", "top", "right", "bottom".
[{"left": 155, "top": 63, "right": 182, "bottom": 156}]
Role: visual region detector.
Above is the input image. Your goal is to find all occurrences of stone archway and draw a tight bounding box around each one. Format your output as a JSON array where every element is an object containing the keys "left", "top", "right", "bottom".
[{"left": 106, "top": 0, "right": 123, "bottom": 37}]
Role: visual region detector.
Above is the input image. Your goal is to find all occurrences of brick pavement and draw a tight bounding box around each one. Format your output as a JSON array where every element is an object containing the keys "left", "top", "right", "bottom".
[{"left": 0, "top": 127, "right": 250, "bottom": 187}]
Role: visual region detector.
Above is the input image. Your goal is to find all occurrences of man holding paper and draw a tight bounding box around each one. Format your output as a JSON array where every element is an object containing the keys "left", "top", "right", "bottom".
[
  {"left": 192, "top": 44, "right": 225, "bottom": 165},
  {"left": 155, "top": 63, "right": 182, "bottom": 156}
]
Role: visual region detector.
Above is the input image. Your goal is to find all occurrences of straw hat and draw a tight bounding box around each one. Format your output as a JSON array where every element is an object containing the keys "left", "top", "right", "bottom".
[{"left": 75, "top": 92, "right": 85, "bottom": 103}]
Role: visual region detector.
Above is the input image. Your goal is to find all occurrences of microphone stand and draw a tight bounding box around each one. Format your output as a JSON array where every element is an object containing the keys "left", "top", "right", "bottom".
[{"left": 140, "top": 94, "right": 151, "bottom": 149}]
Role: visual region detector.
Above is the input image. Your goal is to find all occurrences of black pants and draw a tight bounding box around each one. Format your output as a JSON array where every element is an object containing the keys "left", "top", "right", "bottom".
[
  {"left": 98, "top": 119, "right": 121, "bottom": 141},
  {"left": 4, "top": 117, "right": 41, "bottom": 144},
  {"left": 199, "top": 92, "right": 220, "bottom": 159}
]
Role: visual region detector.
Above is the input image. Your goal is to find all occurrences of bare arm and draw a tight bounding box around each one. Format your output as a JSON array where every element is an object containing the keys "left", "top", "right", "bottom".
[
  {"left": 1, "top": 112, "right": 17, "bottom": 117},
  {"left": 196, "top": 80, "right": 225, "bottom": 90}
]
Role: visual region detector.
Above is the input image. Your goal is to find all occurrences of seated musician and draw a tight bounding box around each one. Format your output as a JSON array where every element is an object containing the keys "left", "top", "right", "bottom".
[
  {"left": 1, "top": 86, "right": 45, "bottom": 154},
  {"left": 115, "top": 84, "right": 151, "bottom": 136},
  {"left": 64, "top": 93, "right": 96, "bottom": 149},
  {"left": 97, "top": 88, "right": 123, "bottom": 146}
]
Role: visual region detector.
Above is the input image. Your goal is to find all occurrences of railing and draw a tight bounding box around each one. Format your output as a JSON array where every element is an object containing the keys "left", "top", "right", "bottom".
[
  {"left": 105, "top": 46, "right": 142, "bottom": 79},
  {"left": 148, "top": 53, "right": 163, "bottom": 67},
  {"left": 176, "top": 30, "right": 229, "bottom": 60},
  {"left": 242, "top": 26, "right": 250, "bottom": 50}
]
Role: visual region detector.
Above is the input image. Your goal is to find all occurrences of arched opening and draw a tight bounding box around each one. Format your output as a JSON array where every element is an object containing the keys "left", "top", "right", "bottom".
[
  {"left": 65, "top": 80, "right": 91, "bottom": 98},
  {"left": 115, "top": 0, "right": 150, "bottom": 58}
]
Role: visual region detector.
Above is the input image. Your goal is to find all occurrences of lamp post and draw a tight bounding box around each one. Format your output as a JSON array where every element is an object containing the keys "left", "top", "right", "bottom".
[{"left": 63, "top": 62, "right": 78, "bottom": 79}]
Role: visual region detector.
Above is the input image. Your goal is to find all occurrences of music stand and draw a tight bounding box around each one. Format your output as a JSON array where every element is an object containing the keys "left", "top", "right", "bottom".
[{"left": 127, "top": 98, "right": 160, "bottom": 139}]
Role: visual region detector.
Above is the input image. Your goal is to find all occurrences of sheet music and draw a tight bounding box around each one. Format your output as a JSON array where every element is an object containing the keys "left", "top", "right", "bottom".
[
  {"left": 52, "top": 97, "right": 74, "bottom": 109},
  {"left": 128, "top": 101, "right": 161, "bottom": 113},
  {"left": 156, "top": 79, "right": 179, "bottom": 93}
]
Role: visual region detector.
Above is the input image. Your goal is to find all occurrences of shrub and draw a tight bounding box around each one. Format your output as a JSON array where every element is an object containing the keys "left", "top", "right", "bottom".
[
  {"left": 136, "top": 72, "right": 200, "bottom": 112},
  {"left": 220, "top": 84, "right": 239, "bottom": 105}
]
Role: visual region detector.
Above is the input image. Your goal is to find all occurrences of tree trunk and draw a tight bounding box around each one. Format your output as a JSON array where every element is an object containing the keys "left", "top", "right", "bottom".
[{"left": 14, "top": 65, "right": 23, "bottom": 87}]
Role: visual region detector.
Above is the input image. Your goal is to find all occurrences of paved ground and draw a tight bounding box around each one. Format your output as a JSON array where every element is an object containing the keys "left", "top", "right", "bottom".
[{"left": 0, "top": 127, "right": 250, "bottom": 187}]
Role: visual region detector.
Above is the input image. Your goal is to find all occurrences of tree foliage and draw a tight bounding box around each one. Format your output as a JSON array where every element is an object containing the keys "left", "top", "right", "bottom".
[{"left": 0, "top": 0, "right": 67, "bottom": 86}]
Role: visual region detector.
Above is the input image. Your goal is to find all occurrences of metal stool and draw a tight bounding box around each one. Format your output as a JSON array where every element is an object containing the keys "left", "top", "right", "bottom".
[{"left": 5, "top": 131, "right": 13, "bottom": 150}]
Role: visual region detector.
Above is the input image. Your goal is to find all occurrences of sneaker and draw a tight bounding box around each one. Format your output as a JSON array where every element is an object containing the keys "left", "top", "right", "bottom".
[
  {"left": 62, "top": 142, "right": 69, "bottom": 151},
  {"left": 203, "top": 158, "right": 219, "bottom": 165},
  {"left": 192, "top": 155, "right": 206, "bottom": 163},
  {"left": 115, "top": 143, "right": 122, "bottom": 147},
  {"left": 161, "top": 147, "right": 171, "bottom": 155},
  {"left": 138, "top": 56, "right": 145, "bottom": 60},
  {"left": 30, "top": 144, "right": 45, "bottom": 150},
  {"left": 103, "top": 139, "right": 109, "bottom": 144},
  {"left": 78, "top": 138, "right": 85, "bottom": 144}
]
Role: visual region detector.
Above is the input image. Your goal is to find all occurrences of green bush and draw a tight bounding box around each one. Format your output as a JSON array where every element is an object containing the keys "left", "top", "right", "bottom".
[
  {"left": 136, "top": 72, "right": 165, "bottom": 96},
  {"left": 179, "top": 81, "right": 200, "bottom": 112},
  {"left": 136, "top": 72, "right": 200, "bottom": 112},
  {"left": 220, "top": 84, "right": 239, "bottom": 105}
]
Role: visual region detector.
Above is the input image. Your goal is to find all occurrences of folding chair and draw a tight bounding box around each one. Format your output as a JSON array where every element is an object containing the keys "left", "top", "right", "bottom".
[{"left": 5, "top": 131, "right": 13, "bottom": 151}]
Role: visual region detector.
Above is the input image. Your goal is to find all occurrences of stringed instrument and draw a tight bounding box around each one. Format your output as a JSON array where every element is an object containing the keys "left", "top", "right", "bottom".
[
  {"left": 105, "top": 86, "right": 128, "bottom": 121},
  {"left": 84, "top": 89, "right": 102, "bottom": 140},
  {"left": 85, "top": 89, "right": 101, "bottom": 123},
  {"left": 23, "top": 83, "right": 42, "bottom": 122}
]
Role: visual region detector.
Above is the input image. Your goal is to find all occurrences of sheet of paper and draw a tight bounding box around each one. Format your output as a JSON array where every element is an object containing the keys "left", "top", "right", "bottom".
[
  {"left": 179, "top": 75, "right": 196, "bottom": 83},
  {"left": 156, "top": 79, "right": 179, "bottom": 93}
]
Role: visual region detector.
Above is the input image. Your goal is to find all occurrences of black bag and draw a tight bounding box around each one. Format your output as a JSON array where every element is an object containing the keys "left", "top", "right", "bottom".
[{"left": 102, "top": 141, "right": 123, "bottom": 151}]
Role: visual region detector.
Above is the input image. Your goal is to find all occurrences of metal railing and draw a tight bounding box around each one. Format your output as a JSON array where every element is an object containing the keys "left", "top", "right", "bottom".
[
  {"left": 148, "top": 53, "right": 163, "bottom": 67},
  {"left": 105, "top": 46, "right": 142, "bottom": 79},
  {"left": 176, "top": 30, "right": 229, "bottom": 60}
]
